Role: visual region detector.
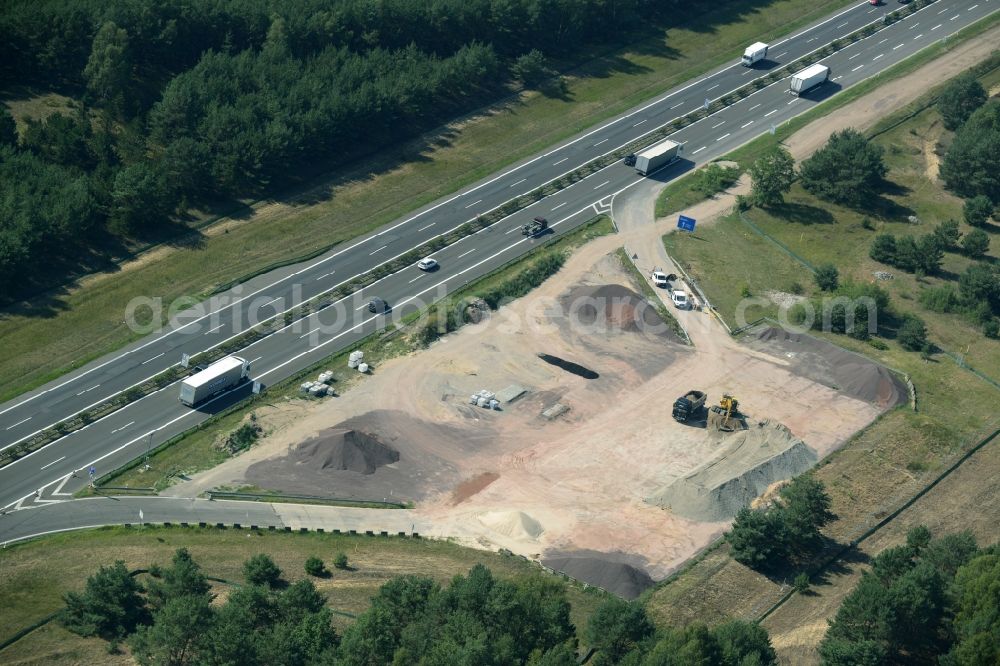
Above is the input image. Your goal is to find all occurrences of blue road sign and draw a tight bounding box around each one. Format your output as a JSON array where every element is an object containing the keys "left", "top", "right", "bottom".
[
  {"left": 89, "top": 466, "right": 96, "bottom": 476},
  {"left": 677, "top": 215, "right": 697, "bottom": 232}
]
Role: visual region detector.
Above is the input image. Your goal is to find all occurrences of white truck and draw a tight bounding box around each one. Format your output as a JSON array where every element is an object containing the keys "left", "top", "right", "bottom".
[
  {"left": 634, "top": 139, "right": 680, "bottom": 176},
  {"left": 789, "top": 63, "right": 830, "bottom": 96},
  {"left": 179, "top": 356, "right": 250, "bottom": 407},
  {"left": 741, "top": 42, "right": 768, "bottom": 67}
]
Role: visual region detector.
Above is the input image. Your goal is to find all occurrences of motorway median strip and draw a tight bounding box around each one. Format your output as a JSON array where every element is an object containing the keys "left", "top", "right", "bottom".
[{"left": 0, "top": 0, "right": 950, "bottom": 471}]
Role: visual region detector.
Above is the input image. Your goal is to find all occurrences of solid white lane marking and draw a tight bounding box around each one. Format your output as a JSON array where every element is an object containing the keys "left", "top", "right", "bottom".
[
  {"left": 417, "top": 222, "right": 435, "bottom": 231},
  {"left": 40, "top": 456, "right": 66, "bottom": 470},
  {"left": 458, "top": 249, "right": 476, "bottom": 259},
  {"left": 553, "top": 157, "right": 568, "bottom": 165},
  {"left": 594, "top": 138, "right": 608, "bottom": 146},
  {"left": 369, "top": 245, "right": 387, "bottom": 255},
  {"left": 6, "top": 417, "right": 31, "bottom": 430},
  {"left": 692, "top": 146, "right": 707, "bottom": 154},
  {"left": 594, "top": 180, "right": 610, "bottom": 189},
  {"left": 510, "top": 178, "right": 527, "bottom": 187},
  {"left": 110, "top": 421, "right": 134, "bottom": 434},
  {"left": 764, "top": 109, "right": 778, "bottom": 117},
  {"left": 717, "top": 133, "right": 730, "bottom": 141},
  {"left": 465, "top": 199, "right": 482, "bottom": 209},
  {"left": 552, "top": 202, "right": 568, "bottom": 210},
  {"left": 205, "top": 324, "right": 224, "bottom": 333}
]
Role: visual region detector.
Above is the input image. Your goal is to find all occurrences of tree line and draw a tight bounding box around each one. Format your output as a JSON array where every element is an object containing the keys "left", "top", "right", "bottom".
[
  {"left": 820, "top": 526, "right": 998, "bottom": 665},
  {"left": 59, "top": 547, "right": 780, "bottom": 665},
  {"left": 0, "top": 0, "right": 696, "bottom": 302}
]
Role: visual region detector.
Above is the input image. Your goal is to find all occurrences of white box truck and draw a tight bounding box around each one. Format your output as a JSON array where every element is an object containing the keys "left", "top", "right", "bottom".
[
  {"left": 179, "top": 356, "right": 250, "bottom": 407},
  {"left": 790, "top": 63, "right": 830, "bottom": 96},
  {"left": 741, "top": 42, "right": 768, "bottom": 67},
  {"left": 634, "top": 139, "right": 680, "bottom": 176}
]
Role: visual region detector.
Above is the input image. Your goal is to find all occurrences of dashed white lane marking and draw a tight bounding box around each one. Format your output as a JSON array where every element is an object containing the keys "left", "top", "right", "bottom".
[
  {"left": 692, "top": 146, "right": 707, "bottom": 154},
  {"left": 458, "top": 248, "right": 476, "bottom": 259},
  {"left": 717, "top": 133, "right": 731, "bottom": 141},
  {"left": 40, "top": 456, "right": 66, "bottom": 470},
  {"left": 6, "top": 417, "right": 31, "bottom": 430},
  {"left": 464, "top": 199, "right": 482, "bottom": 208},
  {"left": 417, "top": 222, "right": 435, "bottom": 231}
]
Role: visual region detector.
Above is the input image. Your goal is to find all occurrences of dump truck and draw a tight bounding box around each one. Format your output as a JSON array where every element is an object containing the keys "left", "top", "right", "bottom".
[
  {"left": 789, "top": 63, "right": 830, "bottom": 96},
  {"left": 521, "top": 216, "right": 548, "bottom": 236},
  {"left": 179, "top": 356, "right": 250, "bottom": 407},
  {"left": 741, "top": 42, "right": 768, "bottom": 67},
  {"left": 634, "top": 139, "right": 680, "bottom": 176},
  {"left": 672, "top": 390, "right": 706, "bottom": 422}
]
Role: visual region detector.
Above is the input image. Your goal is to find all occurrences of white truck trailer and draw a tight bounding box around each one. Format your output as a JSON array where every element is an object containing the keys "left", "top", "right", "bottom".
[
  {"left": 789, "top": 63, "right": 830, "bottom": 96},
  {"left": 179, "top": 356, "right": 250, "bottom": 407},
  {"left": 741, "top": 42, "right": 768, "bottom": 67},
  {"left": 634, "top": 139, "right": 680, "bottom": 176}
]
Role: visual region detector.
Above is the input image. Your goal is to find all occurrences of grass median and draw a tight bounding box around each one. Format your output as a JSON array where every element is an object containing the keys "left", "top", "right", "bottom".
[{"left": 0, "top": 0, "right": 862, "bottom": 403}]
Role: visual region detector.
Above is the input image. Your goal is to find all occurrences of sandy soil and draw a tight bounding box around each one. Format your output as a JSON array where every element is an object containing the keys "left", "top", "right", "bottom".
[{"left": 170, "top": 205, "right": 887, "bottom": 592}]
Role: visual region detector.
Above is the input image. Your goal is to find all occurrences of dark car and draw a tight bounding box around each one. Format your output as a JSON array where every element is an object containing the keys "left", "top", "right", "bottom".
[
  {"left": 623, "top": 153, "right": 637, "bottom": 167},
  {"left": 368, "top": 297, "right": 390, "bottom": 313}
]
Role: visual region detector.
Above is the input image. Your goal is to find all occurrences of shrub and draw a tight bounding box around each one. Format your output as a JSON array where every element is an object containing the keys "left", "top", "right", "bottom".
[
  {"left": 932, "top": 219, "right": 961, "bottom": 250},
  {"left": 814, "top": 264, "right": 839, "bottom": 292},
  {"left": 794, "top": 572, "right": 811, "bottom": 593},
  {"left": 334, "top": 553, "right": 349, "bottom": 570},
  {"left": 961, "top": 228, "right": 990, "bottom": 258},
  {"left": 897, "top": 314, "right": 929, "bottom": 351},
  {"left": 304, "top": 556, "right": 326, "bottom": 577},
  {"left": 868, "top": 338, "right": 889, "bottom": 350},
  {"left": 984, "top": 319, "right": 999, "bottom": 339},
  {"left": 963, "top": 195, "right": 994, "bottom": 227},
  {"left": 870, "top": 234, "right": 897, "bottom": 263},
  {"left": 919, "top": 285, "right": 960, "bottom": 313},
  {"left": 243, "top": 554, "right": 282, "bottom": 588},
  {"left": 696, "top": 163, "right": 740, "bottom": 197}
]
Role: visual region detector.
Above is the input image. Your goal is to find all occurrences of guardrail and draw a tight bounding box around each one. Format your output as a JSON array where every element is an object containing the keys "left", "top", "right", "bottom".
[{"left": 206, "top": 490, "right": 407, "bottom": 509}]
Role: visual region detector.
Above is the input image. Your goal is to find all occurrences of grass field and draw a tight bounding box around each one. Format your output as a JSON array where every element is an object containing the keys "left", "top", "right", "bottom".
[
  {"left": 0, "top": 526, "right": 607, "bottom": 662},
  {"left": 0, "top": 0, "right": 861, "bottom": 403},
  {"left": 93, "top": 217, "right": 614, "bottom": 494},
  {"left": 645, "top": 47, "right": 1000, "bottom": 643}
]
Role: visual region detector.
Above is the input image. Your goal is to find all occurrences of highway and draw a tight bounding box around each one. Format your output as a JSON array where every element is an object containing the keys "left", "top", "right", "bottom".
[{"left": 1, "top": 0, "right": 995, "bottom": 513}]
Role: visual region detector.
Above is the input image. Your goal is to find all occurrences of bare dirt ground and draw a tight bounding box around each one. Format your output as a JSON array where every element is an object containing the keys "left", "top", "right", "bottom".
[{"left": 171, "top": 213, "right": 889, "bottom": 596}]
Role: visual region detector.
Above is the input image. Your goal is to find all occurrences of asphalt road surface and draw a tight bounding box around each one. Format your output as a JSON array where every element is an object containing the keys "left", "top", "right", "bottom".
[{"left": 1, "top": 0, "right": 995, "bottom": 513}]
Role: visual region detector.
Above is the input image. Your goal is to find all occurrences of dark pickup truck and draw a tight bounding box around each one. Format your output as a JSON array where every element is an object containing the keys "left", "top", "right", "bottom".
[{"left": 521, "top": 216, "right": 548, "bottom": 237}]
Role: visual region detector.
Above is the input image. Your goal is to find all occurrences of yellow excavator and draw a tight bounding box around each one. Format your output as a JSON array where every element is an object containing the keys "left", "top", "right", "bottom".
[{"left": 708, "top": 394, "right": 740, "bottom": 432}]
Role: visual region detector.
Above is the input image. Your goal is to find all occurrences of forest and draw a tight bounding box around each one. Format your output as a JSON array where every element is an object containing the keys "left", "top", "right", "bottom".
[{"left": 0, "top": 0, "right": 686, "bottom": 301}]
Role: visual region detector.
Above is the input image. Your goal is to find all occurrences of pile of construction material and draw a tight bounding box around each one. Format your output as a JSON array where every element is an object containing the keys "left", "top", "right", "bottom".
[
  {"left": 469, "top": 389, "right": 501, "bottom": 410},
  {"left": 348, "top": 350, "right": 370, "bottom": 373},
  {"left": 300, "top": 370, "right": 335, "bottom": 397}
]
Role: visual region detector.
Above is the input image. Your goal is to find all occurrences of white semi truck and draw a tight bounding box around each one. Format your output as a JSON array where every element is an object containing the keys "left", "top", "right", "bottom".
[
  {"left": 741, "top": 42, "right": 768, "bottom": 67},
  {"left": 789, "top": 63, "right": 830, "bottom": 96},
  {"left": 633, "top": 139, "right": 680, "bottom": 176},
  {"left": 179, "top": 356, "right": 250, "bottom": 407}
]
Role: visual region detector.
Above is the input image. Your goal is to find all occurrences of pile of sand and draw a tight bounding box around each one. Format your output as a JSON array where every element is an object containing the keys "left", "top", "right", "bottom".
[
  {"left": 543, "top": 555, "right": 655, "bottom": 600},
  {"left": 479, "top": 511, "right": 544, "bottom": 541},
  {"left": 751, "top": 327, "right": 906, "bottom": 407},
  {"left": 560, "top": 284, "right": 671, "bottom": 335},
  {"left": 292, "top": 428, "right": 400, "bottom": 475},
  {"left": 647, "top": 420, "right": 817, "bottom": 522}
]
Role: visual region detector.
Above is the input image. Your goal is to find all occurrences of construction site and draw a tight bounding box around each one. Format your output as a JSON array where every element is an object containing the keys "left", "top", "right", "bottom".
[{"left": 169, "top": 216, "right": 906, "bottom": 599}]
